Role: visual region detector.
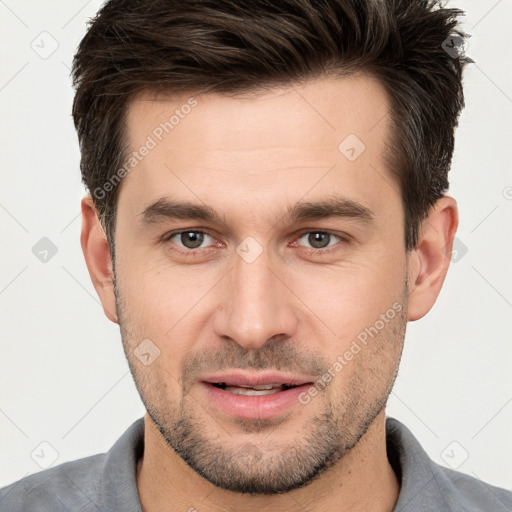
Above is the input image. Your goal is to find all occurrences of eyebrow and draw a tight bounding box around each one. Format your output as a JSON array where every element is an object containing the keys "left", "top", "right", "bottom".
[{"left": 138, "top": 195, "right": 374, "bottom": 228}]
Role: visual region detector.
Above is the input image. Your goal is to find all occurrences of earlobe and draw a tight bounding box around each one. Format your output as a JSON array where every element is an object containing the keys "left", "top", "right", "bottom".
[
  {"left": 80, "top": 195, "right": 119, "bottom": 324},
  {"left": 407, "top": 196, "right": 458, "bottom": 322}
]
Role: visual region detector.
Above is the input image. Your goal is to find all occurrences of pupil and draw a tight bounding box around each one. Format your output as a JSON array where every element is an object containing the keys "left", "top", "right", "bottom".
[
  {"left": 308, "top": 232, "right": 330, "bottom": 249},
  {"left": 181, "top": 232, "right": 204, "bottom": 249}
]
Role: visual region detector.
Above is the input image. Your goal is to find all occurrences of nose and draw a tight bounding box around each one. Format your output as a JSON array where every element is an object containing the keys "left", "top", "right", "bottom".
[{"left": 213, "top": 249, "right": 299, "bottom": 350}]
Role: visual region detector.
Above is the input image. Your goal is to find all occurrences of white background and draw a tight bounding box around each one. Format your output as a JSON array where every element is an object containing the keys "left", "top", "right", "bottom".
[{"left": 0, "top": 0, "right": 511, "bottom": 492}]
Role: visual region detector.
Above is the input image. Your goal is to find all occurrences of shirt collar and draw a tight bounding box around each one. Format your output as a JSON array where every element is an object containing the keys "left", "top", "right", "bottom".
[
  {"left": 99, "top": 417, "right": 145, "bottom": 512},
  {"left": 386, "top": 417, "right": 461, "bottom": 511}
]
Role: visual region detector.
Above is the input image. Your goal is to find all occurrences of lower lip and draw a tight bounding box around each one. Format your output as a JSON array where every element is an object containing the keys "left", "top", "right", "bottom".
[{"left": 200, "top": 382, "right": 313, "bottom": 420}]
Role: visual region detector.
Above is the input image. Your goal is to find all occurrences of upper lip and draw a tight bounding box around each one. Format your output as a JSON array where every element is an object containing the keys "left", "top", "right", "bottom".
[{"left": 200, "top": 370, "right": 314, "bottom": 387}]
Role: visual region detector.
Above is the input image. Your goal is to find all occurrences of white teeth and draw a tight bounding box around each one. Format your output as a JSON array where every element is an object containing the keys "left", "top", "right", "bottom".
[
  {"left": 224, "top": 386, "right": 284, "bottom": 395},
  {"left": 239, "top": 384, "right": 274, "bottom": 390}
]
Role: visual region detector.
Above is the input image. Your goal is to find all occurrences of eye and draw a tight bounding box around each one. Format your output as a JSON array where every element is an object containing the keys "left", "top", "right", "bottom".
[
  {"left": 167, "top": 230, "right": 215, "bottom": 250},
  {"left": 296, "top": 231, "right": 344, "bottom": 251},
  {"left": 163, "top": 229, "right": 348, "bottom": 257}
]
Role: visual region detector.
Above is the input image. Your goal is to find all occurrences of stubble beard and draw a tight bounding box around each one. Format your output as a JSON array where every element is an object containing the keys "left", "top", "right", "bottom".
[{"left": 114, "top": 277, "right": 408, "bottom": 495}]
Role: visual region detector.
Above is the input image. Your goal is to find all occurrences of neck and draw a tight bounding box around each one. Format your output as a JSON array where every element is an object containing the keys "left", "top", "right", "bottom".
[{"left": 136, "top": 410, "right": 399, "bottom": 512}]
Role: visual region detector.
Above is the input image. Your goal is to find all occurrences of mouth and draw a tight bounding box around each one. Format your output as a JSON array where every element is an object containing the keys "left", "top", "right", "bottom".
[{"left": 199, "top": 371, "right": 315, "bottom": 419}]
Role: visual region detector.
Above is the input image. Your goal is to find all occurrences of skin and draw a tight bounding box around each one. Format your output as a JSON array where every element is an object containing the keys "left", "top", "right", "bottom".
[{"left": 81, "top": 74, "right": 458, "bottom": 511}]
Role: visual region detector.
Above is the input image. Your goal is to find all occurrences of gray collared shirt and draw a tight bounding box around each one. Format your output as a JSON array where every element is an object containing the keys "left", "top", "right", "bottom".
[{"left": 1, "top": 417, "right": 510, "bottom": 511}]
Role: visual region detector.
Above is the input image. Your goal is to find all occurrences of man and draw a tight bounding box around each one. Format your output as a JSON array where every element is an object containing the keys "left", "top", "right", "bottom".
[{"left": 1, "top": 0, "right": 510, "bottom": 510}]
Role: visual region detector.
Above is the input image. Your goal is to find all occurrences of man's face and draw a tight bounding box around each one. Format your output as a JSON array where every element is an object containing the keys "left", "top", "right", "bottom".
[{"left": 113, "top": 75, "right": 409, "bottom": 493}]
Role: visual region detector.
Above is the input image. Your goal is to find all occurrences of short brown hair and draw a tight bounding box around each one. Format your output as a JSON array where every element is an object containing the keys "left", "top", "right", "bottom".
[{"left": 72, "top": 0, "right": 471, "bottom": 254}]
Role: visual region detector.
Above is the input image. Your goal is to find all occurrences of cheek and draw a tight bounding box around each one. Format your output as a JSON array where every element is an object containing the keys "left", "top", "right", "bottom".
[
  {"left": 117, "top": 245, "right": 207, "bottom": 320},
  {"left": 115, "top": 258, "right": 219, "bottom": 371},
  {"left": 286, "top": 255, "right": 406, "bottom": 340},
  {"left": 323, "top": 303, "right": 406, "bottom": 408}
]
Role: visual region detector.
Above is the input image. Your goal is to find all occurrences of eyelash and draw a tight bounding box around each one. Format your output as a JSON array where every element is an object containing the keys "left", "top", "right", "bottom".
[{"left": 162, "top": 229, "right": 350, "bottom": 257}]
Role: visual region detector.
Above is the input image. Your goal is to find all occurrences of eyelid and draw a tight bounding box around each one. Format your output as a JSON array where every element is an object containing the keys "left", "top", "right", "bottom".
[{"left": 293, "top": 228, "right": 350, "bottom": 240}]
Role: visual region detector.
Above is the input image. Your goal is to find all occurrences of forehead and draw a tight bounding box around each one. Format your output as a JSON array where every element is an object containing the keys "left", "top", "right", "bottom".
[
  {"left": 118, "top": 74, "right": 397, "bottom": 224},
  {"left": 125, "top": 73, "right": 390, "bottom": 151}
]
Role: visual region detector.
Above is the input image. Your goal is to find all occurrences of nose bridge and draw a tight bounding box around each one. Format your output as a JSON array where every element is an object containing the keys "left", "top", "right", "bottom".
[{"left": 214, "top": 246, "right": 297, "bottom": 349}]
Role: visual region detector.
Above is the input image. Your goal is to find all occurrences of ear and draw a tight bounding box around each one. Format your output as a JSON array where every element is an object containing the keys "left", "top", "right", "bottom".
[
  {"left": 407, "top": 196, "right": 458, "bottom": 321},
  {"left": 80, "top": 195, "right": 119, "bottom": 324}
]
